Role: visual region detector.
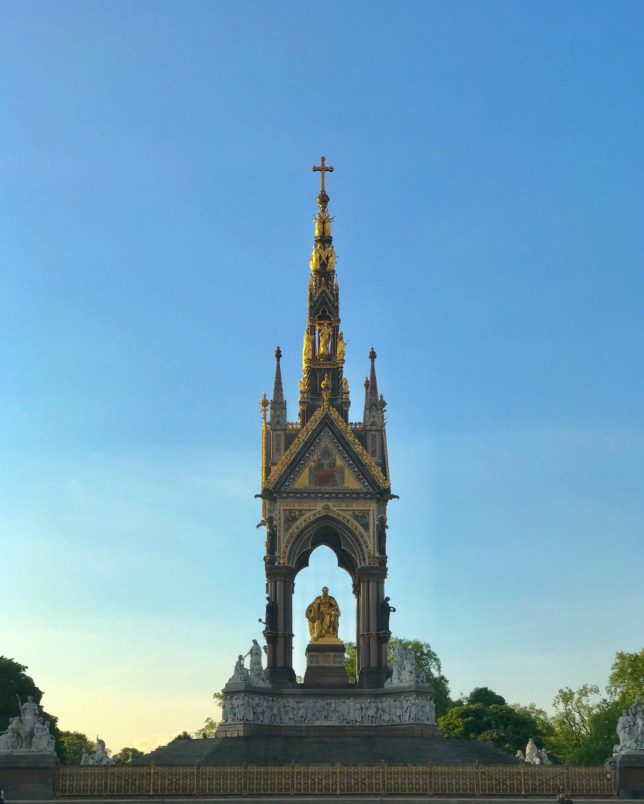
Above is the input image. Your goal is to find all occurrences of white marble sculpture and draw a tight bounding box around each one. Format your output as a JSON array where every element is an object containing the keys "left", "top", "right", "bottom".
[
  {"left": 227, "top": 654, "right": 251, "bottom": 685},
  {"left": 80, "top": 738, "right": 113, "bottom": 765},
  {"left": 386, "top": 645, "right": 428, "bottom": 688},
  {"left": 387, "top": 644, "right": 405, "bottom": 685},
  {"left": 0, "top": 697, "right": 55, "bottom": 754},
  {"left": 245, "top": 640, "right": 269, "bottom": 686},
  {"left": 614, "top": 696, "right": 644, "bottom": 754},
  {"left": 226, "top": 644, "right": 270, "bottom": 688},
  {"left": 523, "top": 737, "right": 552, "bottom": 765},
  {"left": 221, "top": 690, "right": 436, "bottom": 727}
]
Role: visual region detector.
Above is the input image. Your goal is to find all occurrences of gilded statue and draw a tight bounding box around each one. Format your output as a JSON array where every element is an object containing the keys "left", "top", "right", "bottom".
[
  {"left": 305, "top": 586, "right": 340, "bottom": 641},
  {"left": 316, "top": 244, "right": 335, "bottom": 270},
  {"left": 337, "top": 331, "right": 345, "bottom": 360},
  {"left": 317, "top": 322, "right": 332, "bottom": 358},
  {"left": 314, "top": 210, "right": 332, "bottom": 238},
  {"left": 302, "top": 329, "right": 314, "bottom": 364}
]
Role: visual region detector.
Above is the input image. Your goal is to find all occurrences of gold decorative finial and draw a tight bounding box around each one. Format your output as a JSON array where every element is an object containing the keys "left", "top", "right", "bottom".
[
  {"left": 321, "top": 373, "right": 331, "bottom": 408},
  {"left": 260, "top": 392, "right": 269, "bottom": 421},
  {"left": 312, "top": 156, "right": 334, "bottom": 208}
]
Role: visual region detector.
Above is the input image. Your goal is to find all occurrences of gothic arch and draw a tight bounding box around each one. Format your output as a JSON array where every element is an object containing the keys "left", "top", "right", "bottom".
[{"left": 285, "top": 512, "right": 369, "bottom": 578}]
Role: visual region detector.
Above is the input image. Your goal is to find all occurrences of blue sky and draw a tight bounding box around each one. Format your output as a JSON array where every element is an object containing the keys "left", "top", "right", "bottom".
[{"left": 1, "top": 1, "right": 643, "bottom": 751}]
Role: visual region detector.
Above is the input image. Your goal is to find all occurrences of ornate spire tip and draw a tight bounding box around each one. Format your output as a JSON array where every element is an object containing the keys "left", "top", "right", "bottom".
[{"left": 312, "top": 156, "right": 334, "bottom": 208}]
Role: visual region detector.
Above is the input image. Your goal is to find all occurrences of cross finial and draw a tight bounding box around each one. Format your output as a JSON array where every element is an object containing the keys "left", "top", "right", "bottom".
[{"left": 312, "top": 156, "right": 334, "bottom": 194}]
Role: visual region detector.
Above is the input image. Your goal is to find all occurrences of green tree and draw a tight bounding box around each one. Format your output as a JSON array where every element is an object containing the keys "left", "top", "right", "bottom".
[
  {"left": 548, "top": 650, "right": 644, "bottom": 766},
  {"left": 607, "top": 649, "right": 644, "bottom": 705},
  {"left": 344, "top": 637, "right": 452, "bottom": 717},
  {"left": 438, "top": 700, "right": 545, "bottom": 754},
  {"left": 549, "top": 688, "right": 621, "bottom": 766},
  {"left": 468, "top": 687, "right": 506, "bottom": 707},
  {"left": 112, "top": 747, "right": 145, "bottom": 764},
  {"left": 550, "top": 685, "right": 601, "bottom": 750},
  {"left": 58, "top": 731, "right": 96, "bottom": 765},
  {"left": 0, "top": 656, "right": 64, "bottom": 761},
  {"left": 513, "top": 703, "right": 555, "bottom": 747}
]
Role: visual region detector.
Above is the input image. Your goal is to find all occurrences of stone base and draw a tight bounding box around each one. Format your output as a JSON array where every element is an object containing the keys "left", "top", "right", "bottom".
[
  {"left": 0, "top": 752, "right": 56, "bottom": 800},
  {"left": 612, "top": 751, "right": 644, "bottom": 798},
  {"left": 303, "top": 641, "right": 348, "bottom": 686},
  {"left": 218, "top": 683, "right": 435, "bottom": 735}
]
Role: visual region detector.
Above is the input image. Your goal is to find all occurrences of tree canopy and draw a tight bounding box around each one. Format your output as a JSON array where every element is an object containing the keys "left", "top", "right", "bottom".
[
  {"left": 547, "top": 649, "right": 644, "bottom": 765},
  {"left": 468, "top": 687, "right": 506, "bottom": 707},
  {"left": 112, "top": 746, "right": 145, "bottom": 764},
  {"left": 438, "top": 694, "right": 546, "bottom": 754},
  {"left": 58, "top": 731, "right": 96, "bottom": 765}
]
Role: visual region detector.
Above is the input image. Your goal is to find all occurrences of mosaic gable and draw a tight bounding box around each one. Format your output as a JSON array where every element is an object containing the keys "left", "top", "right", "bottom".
[{"left": 283, "top": 429, "right": 371, "bottom": 492}]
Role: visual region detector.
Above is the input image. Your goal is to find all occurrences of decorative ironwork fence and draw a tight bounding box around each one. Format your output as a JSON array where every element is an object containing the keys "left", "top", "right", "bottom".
[{"left": 55, "top": 763, "right": 617, "bottom": 797}]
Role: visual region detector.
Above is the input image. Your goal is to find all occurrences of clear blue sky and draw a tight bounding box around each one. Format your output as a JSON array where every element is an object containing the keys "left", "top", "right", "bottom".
[{"left": 2, "top": 1, "right": 643, "bottom": 751}]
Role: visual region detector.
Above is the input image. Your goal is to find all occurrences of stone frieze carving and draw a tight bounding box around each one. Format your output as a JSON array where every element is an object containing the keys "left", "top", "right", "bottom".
[{"left": 222, "top": 690, "right": 435, "bottom": 727}]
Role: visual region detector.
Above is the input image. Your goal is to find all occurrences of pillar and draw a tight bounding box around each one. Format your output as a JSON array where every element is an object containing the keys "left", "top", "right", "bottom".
[
  {"left": 264, "top": 565, "right": 296, "bottom": 686},
  {"left": 356, "top": 565, "right": 389, "bottom": 688}
]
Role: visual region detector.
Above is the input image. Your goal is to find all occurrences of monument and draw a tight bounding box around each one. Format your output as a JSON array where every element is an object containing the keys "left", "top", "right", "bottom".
[
  {"left": 212, "top": 157, "right": 437, "bottom": 742},
  {"left": 143, "top": 160, "right": 514, "bottom": 765}
]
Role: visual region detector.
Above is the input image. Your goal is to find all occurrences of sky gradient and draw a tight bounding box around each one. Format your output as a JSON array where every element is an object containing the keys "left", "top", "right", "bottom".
[{"left": 2, "top": 1, "right": 643, "bottom": 752}]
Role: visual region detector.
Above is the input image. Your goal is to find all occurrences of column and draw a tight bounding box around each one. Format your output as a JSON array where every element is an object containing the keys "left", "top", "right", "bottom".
[
  {"left": 356, "top": 565, "right": 388, "bottom": 688},
  {"left": 264, "top": 565, "right": 296, "bottom": 686}
]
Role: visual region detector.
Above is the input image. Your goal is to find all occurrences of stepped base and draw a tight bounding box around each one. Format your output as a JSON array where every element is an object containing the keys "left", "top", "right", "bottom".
[{"left": 139, "top": 734, "right": 517, "bottom": 766}]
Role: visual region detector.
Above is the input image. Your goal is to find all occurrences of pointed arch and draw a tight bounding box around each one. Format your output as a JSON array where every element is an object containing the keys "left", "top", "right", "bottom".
[{"left": 285, "top": 511, "right": 369, "bottom": 579}]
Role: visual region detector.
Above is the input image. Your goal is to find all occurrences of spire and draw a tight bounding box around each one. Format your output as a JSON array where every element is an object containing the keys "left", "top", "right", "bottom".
[
  {"left": 363, "top": 348, "right": 384, "bottom": 427},
  {"left": 298, "top": 156, "right": 350, "bottom": 424},
  {"left": 269, "top": 346, "right": 286, "bottom": 426},
  {"left": 367, "top": 347, "right": 379, "bottom": 405},
  {"left": 363, "top": 376, "right": 370, "bottom": 422}
]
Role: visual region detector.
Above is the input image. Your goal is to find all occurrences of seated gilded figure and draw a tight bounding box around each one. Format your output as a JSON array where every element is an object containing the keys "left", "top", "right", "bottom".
[{"left": 305, "top": 586, "right": 340, "bottom": 641}]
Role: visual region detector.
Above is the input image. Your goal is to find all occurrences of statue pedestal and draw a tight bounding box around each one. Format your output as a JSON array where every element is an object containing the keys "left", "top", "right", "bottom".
[
  {"left": 0, "top": 753, "right": 56, "bottom": 800},
  {"left": 612, "top": 751, "right": 644, "bottom": 798},
  {"left": 303, "top": 641, "right": 348, "bottom": 686}
]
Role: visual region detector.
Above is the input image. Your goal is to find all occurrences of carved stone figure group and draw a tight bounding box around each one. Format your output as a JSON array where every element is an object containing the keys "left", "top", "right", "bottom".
[
  {"left": 516, "top": 738, "right": 552, "bottom": 765},
  {"left": 81, "top": 738, "right": 113, "bottom": 765},
  {"left": 614, "top": 696, "right": 644, "bottom": 754},
  {"left": 386, "top": 644, "right": 427, "bottom": 687},
  {"left": 225, "top": 640, "right": 268, "bottom": 688},
  {"left": 0, "top": 696, "right": 55, "bottom": 754},
  {"left": 222, "top": 691, "right": 435, "bottom": 727}
]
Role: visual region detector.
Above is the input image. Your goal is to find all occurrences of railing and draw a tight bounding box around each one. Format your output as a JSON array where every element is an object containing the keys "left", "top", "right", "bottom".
[{"left": 55, "top": 763, "right": 617, "bottom": 797}]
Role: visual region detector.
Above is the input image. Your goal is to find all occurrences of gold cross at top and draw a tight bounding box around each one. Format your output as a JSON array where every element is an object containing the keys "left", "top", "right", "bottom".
[{"left": 312, "top": 156, "right": 334, "bottom": 193}]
